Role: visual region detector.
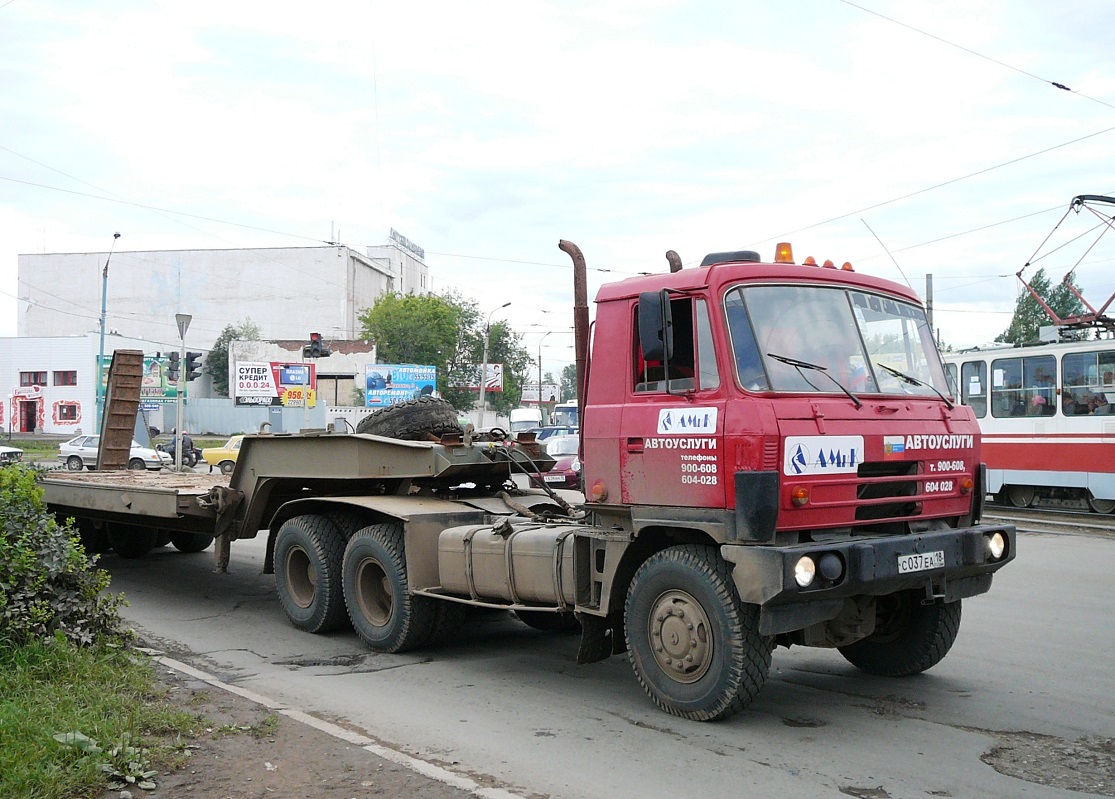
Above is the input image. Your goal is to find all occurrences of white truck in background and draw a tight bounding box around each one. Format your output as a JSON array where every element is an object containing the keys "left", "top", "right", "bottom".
[{"left": 509, "top": 407, "right": 543, "bottom": 433}]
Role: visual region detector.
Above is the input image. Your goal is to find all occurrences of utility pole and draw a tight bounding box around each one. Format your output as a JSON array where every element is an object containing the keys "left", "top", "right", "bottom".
[
  {"left": 174, "top": 313, "right": 191, "bottom": 472},
  {"left": 96, "top": 232, "right": 121, "bottom": 428}
]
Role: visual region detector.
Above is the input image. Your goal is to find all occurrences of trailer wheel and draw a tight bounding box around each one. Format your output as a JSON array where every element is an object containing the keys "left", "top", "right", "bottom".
[
  {"left": 106, "top": 524, "right": 158, "bottom": 559},
  {"left": 624, "top": 545, "right": 771, "bottom": 721},
  {"left": 154, "top": 530, "right": 171, "bottom": 547},
  {"left": 274, "top": 515, "right": 348, "bottom": 633},
  {"left": 515, "top": 610, "right": 581, "bottom": 633},
  {"left": 66, "top": 455, "right": 84, "bottom": 471},
  {"left": 355, "top": 397, "right": 462, "bottom": 441},
  {"left": 74, "top": 519, "right": 110, "bottom": 554},
  {"left": 342, "top": 522, "right": 436, "bottom": 652},
  {"left": 170, "top": 532, "right": 214, "bottom": 553},
  {"left": 838, "top": 591, "right": 961, "bottom": 676}
]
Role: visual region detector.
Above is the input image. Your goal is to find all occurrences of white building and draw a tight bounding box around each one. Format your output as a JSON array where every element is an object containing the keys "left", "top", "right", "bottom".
[
  {"left": 0, "top": 332, "right": 181, "bottom": 436},
  {"left": 17, "top": 242, "right": 429, "bottom": 352}
]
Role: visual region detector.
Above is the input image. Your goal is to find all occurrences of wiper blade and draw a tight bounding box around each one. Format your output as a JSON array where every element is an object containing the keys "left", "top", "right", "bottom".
[
  {"left": 767, "top": 352, "right": 862, "bottom": 409},
  {"left": 876, "top": 363, "right": 954, "bottom": 409}
]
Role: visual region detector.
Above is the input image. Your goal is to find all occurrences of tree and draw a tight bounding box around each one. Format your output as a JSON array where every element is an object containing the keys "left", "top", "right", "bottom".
[
  {"left": 996, "top": 268, "right": 1087, "bottom": 345},
  {"left": 205, "top": 319, "right": 261, "bottom": 397},
  {"left": 358, "top": 291, "right": 533, "bottom": 415},
  {"left": 560, "top": 363, "right": 578, "bottom": 402}
]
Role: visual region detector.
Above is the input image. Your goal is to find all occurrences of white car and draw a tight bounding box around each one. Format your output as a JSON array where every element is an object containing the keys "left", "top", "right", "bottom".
[
  {"left": 0, "top": 444, "right": 24, "bottom": 466},
  {"left": 58, "top": 435, "right": 170, "bottom": 471}
]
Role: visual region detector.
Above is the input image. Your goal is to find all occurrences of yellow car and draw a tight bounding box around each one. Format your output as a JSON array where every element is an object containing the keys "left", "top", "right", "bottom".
[{"left": 202, "top": 435, "right": 244, "bottom": 475}]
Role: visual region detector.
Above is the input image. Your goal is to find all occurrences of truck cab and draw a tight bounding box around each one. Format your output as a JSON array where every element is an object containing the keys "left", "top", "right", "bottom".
[{"left": 583, "top": 247, "right": 979, "bottom": 542}]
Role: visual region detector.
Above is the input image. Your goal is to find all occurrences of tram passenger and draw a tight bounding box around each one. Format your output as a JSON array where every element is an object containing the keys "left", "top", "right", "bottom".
[{"left": 1093, "top": 395, "right": 1112, "bottom": 415}]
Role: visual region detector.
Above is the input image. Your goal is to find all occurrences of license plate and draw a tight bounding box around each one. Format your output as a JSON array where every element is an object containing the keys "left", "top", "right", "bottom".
[
  {"left": 897, "top": 550, "right": 944, "bottom": 574},
  {"left": 543, "top": 474, "right": 565, "bottom": 483}
]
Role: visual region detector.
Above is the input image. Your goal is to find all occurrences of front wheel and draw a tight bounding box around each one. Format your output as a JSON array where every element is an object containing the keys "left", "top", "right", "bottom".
[
  {"left": 128, "top": 458, "right": 147, "bottom": 471},
  {"left": 624, "top": 545, "right": 772, "bottom": 721},
  {"left": 342, "top": 523, "right": 436, "bottom": 652},
  {"left": 838, "top": 592, "right": 961, "bottom": 676},
  {"left": 274, "top": 515, "right": 348, "bottom": 633}
]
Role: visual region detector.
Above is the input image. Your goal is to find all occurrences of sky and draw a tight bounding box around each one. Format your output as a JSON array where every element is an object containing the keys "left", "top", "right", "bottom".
[{"left": 3, "top": 0, "right": 1114, "bottom": 380}]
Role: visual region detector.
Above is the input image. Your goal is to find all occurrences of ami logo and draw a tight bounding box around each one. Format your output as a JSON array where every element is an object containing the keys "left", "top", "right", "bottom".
[
  {"left": 657, "top": 407, "right": 718, "bottom": 435},
  {"left": 783, "top": 435, "right": 864, "bottom": 476}
]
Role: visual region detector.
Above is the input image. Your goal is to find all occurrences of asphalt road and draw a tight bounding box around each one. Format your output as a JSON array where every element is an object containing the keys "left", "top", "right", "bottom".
[{"left": 103, "top": 529, "right": 1115, "bottom": 799}]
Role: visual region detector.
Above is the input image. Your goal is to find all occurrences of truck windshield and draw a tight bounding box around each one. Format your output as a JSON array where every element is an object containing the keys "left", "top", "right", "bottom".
[{"left": 724, "top": 284, "right": 949, "bottom": 399}]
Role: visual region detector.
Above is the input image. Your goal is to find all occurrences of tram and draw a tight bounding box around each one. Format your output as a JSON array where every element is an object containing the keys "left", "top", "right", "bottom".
[{"left": 943, "top": 338, "right": 1115, "bottom": 513}]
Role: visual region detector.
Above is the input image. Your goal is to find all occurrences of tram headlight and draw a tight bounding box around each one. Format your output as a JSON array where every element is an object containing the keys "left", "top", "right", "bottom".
[
  {"left": 985, "top": 531, "right": 1006, "bottom": 560},
  {"left": 794, "top": 556, "right": 817, "bottom": 587}
]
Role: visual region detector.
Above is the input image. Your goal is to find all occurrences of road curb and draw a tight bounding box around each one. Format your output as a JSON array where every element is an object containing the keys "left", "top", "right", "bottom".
[{"left": 148, "top": 651, "right": 527, "bottom": 799}]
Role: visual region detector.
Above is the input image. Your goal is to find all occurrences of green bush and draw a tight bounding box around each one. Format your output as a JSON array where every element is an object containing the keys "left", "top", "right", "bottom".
[{"left": 0, "top": 465, "right": 127, "bottom": 648}]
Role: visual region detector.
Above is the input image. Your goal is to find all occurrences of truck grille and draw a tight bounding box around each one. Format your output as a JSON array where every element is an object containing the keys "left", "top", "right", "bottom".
[{"left": 854, "top": 461, "right": 919, "bottom": 521}]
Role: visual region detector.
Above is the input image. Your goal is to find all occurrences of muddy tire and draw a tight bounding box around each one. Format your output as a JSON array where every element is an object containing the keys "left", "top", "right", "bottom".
[
  {"left": 106, "top": 524, "right": 158, "bottom": 559},
  {"left": 625, "top": 545, "right": 772, "bottom": 721},
  {"left": 355, "top": 397, "right": 462, "bottom": 441},
  {"left": 427, "top": 601, "right": 469, "bottom": 646},
  {"left": 274, "top": 515, "right": 348, "bottom": 633},
  {"left": 515, "top": 610, "right": 581, "bottom": 633},
  {"left": 838, "top": 592, "right": 961, "bottom": 676},
  {"left": 170, "top": 532, "right": 214, "bottom": 553},
  {"left": 342, "top": 523, "right": 436, "bottom": 652}
]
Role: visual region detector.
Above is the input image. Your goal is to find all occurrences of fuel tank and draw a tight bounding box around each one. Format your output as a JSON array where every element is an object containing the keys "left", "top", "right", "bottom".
[{"left": 438, "top": 522, "right": 578, "bottom": 605}]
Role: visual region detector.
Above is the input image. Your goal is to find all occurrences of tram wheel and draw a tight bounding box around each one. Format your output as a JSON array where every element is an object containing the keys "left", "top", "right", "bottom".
[
  {"left": 1087, "top": 495, "right": 1115, "bottom": 514},
  {"left": 1006, "top": 485, "right": 1035, "bottom": 508}
]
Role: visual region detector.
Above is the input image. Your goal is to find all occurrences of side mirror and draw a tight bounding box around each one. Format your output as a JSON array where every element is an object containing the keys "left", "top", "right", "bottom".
[{"left": 638, "top": 290, "right": 673, "bottom": 362}]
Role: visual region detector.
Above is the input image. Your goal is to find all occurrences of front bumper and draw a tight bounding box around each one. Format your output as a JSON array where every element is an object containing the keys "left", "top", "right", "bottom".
[{"left": 721, "top": 523, "right": 1016, "bottom": 635}]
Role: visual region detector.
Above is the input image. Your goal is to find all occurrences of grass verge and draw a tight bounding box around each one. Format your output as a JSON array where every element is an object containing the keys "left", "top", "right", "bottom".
[{"left": 0, "top": 639, "right": 200, "bottom": 798}]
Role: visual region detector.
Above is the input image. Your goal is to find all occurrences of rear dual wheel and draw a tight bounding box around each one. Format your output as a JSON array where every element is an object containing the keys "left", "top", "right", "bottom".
[{"left": 274, "top": 515, "right": 349, "bottom": 633}]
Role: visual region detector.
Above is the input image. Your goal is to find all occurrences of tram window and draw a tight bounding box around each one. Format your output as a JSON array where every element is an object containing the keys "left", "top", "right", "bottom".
[
  {"left": 1062, "top": 350, "right": 1115, "bottom": 416},
  {"left": 961, "top": 361, "right": 987, "bottom": 418},
  {"left": 991, "top": 355, "right": 1055, "bottom": 417}
]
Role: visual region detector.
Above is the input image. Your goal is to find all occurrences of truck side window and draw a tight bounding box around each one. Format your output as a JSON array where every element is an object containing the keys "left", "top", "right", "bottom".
[
  {"left": 695, "top": 299, "right": 720, "bottom": 391},
  {"left": 633, "top": 297, "right": 697, "bottom": 392}
]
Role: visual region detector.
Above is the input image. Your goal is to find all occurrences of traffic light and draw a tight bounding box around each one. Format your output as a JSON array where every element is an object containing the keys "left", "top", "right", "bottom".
[
  {"left": 185, "top": 352, "right": 204, "bottom": 382},
  {"left": 166, "top": 352, "right": 180, "bottom": 382},
  {"left": 303, "top": 332, "right": 331, "bottom": 358}
]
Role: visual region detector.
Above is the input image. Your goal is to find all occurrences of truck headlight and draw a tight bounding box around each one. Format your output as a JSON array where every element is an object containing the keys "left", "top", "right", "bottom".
[
  {"left": 986, "top": 531, "right": 1006, "bottom": 560},
  {"left": 794, "top": 556, "right": 816, "bottom": 587}
]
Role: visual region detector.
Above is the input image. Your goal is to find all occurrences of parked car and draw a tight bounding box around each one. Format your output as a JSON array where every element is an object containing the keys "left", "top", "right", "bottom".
[
  {"left": 535, "top": 425, "right": 578, "bottom": 442},
  {"left": 527, "top": 434, "right": 581, "bottom": 490},
  {"left": 58, "top": 435, "right": 170, "bottom": 471},
  {"left": 202, "top": 435, "right": 244, "bottom": 475},
  {"left": 0, "top": 444, "right": 24, "bottom": 466}
]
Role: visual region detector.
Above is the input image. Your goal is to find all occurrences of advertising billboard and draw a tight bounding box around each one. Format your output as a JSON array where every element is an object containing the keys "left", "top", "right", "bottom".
[
  {"left": 234, "top": 361, "right": 317, "bottom": 407},
  {"left": 365, "top": 364, "right": 437, "bottom": 408}
]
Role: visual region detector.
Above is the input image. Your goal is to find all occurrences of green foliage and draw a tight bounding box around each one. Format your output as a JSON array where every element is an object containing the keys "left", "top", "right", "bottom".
[
  {"left": 204, "top": 318, "right": 261, "bottom": 397},
  {"left": 0, "top": 640, "right": 199, "bottom": 798},
  {"left": 0, "top": 465, "right": 127, "bottom": 648},
  {"left": 560, "top": 362, "right": 578, "bottom": 402},
  {"left": 996, "top": 268, "right": 1087, "bottom": 345},
  {"left": 358, "top": 291, "right": 534, "bottom": 416}
]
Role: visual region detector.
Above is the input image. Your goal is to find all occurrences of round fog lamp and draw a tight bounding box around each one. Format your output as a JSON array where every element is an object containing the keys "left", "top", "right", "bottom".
[
  {"left": 986, "top": 532, "right": 1006, "bottom": 560},
  {"left": 818, "top": 552, "right": 844, "bottom": 581},
  {"left": 794, "top": 556, "right": 817, "bottom": 587}
]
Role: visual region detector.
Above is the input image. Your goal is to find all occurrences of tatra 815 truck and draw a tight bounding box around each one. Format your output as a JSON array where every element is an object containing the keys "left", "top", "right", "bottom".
[{"left": 41, "top": 240, "right": 1015, "bottom": 721}]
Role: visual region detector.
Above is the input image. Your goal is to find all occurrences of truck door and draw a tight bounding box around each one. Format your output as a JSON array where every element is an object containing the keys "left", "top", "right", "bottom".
[{"left": 619, "top": 296, "right": 726, "bottom": 508}]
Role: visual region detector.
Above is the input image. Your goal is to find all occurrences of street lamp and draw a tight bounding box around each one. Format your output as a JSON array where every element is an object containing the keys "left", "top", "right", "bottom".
[
  {"left": 537, "top": 330, "right": 553, "bottom": 426},
  {"left": 174, "top": 313, "right": 192, "bottom": 472},
  {"left": 478, "top": 302, "right": 510, "bottom": 430},
  {"left": 96, "top": 232, "right": 121, "bottom": 429}
]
